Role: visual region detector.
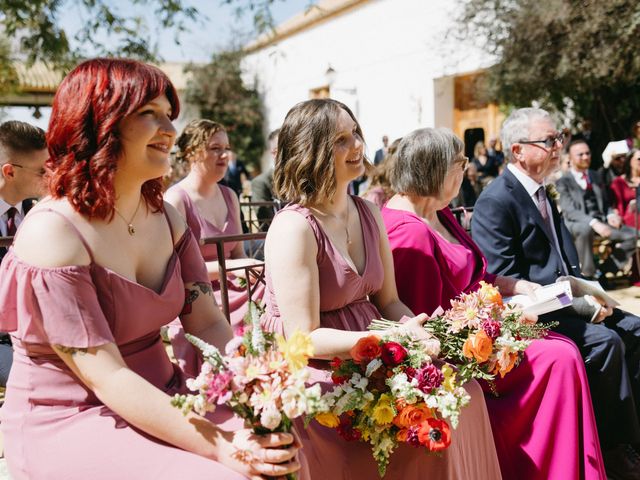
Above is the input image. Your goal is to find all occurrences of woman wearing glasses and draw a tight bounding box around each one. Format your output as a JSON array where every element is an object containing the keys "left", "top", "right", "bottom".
[
  {"left": 381, "top": 127, "right": 605, "bottom": 480},
  {"left": 164, "top": 120, "right": 265, "bottom": 376}
]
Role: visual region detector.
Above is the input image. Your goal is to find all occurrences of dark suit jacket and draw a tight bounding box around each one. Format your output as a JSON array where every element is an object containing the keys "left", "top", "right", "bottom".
[
  {"left": 0, "top": 198, "right": 37, "bottom": 263},
  {"left": 555, "top": 170, "right": 612, "bottom": 230},
  {"left": 374, "top": 148, "right": 385, "bottom": 166},
  {"left": 471, "top": 168, "right": 581, "bottom": 286},
  {"left": 221, "top": 160, "right": 250, "bottom": 196},
  {"left": 250, "top": 168, "right": 275, "bottom": 231}
]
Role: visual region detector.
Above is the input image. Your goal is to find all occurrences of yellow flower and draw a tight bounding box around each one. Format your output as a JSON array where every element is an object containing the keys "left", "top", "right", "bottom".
[
  {"left": 441, "top": 364, "right": 457, "bottom": 392},
  {"left": 277, "top": 330, "right": 314, "bottom": 372},
  {"left": 372, "top": 394, "right": 396, "bottom": 425},
  {"left": 315, "top": 411, "right": 340, "bottom": 428}
]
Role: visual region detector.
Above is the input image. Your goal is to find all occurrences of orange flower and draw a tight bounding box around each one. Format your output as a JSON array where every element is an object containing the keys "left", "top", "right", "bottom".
[
  {"left": 418, "top": 418, "right": 451, "bottom": 452},
  {"left": 396, "top": 428, "right": 410, "bottom": 442},
  {"left": 492, "top": 350, "right": 519, "bottom": 378},
  {"left": 393, "top": 404, "right": 433, "bottom": 428},
  {"left": 350, "top": 335, "right": 382, "bottom": 363},
  {"left": 479, "top": 281, "right": 503, "bottom": 306},
  {"left": 462, "top": 330, "right": 493, "bottom": 363}
]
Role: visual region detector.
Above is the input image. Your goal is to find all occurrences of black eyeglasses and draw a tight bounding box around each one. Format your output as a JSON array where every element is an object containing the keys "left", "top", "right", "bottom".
[
  {"left": 8, "top": 163, "right": 46, "bottom": 177},
  {"left": 519, "top": 133, "right": 565, "bottom": 149}
]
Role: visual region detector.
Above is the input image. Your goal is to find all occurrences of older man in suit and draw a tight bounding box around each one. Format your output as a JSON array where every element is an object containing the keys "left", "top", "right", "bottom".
[
  {"left": 472, "top": 108, "right": 640, "bottom": 479},
  {"left": 556, "top": 139, "right": 637, "bottom": 278}
]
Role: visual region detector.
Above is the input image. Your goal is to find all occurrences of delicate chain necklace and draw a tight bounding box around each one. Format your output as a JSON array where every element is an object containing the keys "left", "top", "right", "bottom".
[
  {"left": 113, "top": 198, "right": 142, "bottom": 236},
  {"left": 313, "top": 200, "right": 352, "bottom": 245}
]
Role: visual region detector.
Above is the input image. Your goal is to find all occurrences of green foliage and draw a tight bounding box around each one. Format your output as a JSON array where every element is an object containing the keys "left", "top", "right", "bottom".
[
  {"left": 457, "top": 0, "right": 640, "bottom": 161},
  {"left": 184, "top": 49, "right": 265, "bottom": 169}
]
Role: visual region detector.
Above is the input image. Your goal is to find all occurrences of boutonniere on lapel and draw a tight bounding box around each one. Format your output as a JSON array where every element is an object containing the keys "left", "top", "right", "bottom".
[{"left": 545, "top": 183, "right": 560, "bottom": 202}]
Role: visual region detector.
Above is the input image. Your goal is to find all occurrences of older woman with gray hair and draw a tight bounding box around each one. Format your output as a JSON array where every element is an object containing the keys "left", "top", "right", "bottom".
[{"left": 381, "top": 127, "right": 605, "bottom": 480}]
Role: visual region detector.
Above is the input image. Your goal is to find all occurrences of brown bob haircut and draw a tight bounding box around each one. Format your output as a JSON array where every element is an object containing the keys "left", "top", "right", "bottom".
[{"left": 274, "top": 98, "right": 365, "bottom": 206}]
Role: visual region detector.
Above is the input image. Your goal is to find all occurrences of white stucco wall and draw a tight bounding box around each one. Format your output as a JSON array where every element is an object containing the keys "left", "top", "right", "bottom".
[{"left": 243, "top": 0, "right": 494, "bottom": 158}]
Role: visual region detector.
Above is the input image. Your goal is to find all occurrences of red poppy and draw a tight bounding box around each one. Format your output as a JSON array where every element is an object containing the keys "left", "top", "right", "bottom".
[{"left": 417, "top": 418, "right": 451, "bottom": 452}]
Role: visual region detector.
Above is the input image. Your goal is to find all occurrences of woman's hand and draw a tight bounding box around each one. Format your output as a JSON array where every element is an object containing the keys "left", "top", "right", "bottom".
[
  {"left": 218, "top": 428, "right": 301, "bottom": 480},
  {"left": 397, "top": 313, "right": 431, "bottom": 340}
]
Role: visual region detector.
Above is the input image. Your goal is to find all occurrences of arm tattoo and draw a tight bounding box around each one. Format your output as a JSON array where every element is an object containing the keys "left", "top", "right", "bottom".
[
  {"left": 55, "top": 345, "right": 88, "bottom": 356},
  {"left": 181, "top": 282, "right": 214, "bottom": 316}
]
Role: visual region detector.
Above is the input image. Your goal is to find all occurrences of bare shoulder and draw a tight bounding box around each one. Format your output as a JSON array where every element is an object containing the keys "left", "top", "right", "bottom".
[
  {"left": 13, "top": 200, "right": 92, "bottom": 268},
  {"left": 163, "top": 201, "right": 188, "bottom": 245},
  {"left": 163, "top": 184, "right": 186, "bottom": 215},
  {"left": 265, "top": 210, "right": 317, "bottom": 258}
]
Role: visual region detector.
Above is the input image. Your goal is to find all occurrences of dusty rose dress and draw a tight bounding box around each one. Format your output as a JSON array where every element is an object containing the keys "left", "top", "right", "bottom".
[
  {"left": 382, "top": 205, "right": 606, "bottom": 480},
  {"left": 262, "top": 197, "right": 502, "bottom": 480},
  {"left": 0, "top": 209, "right": 248, "bottom": 479},
  {"left": 165, "top": 184, "right": 265, "bottom": 376}
]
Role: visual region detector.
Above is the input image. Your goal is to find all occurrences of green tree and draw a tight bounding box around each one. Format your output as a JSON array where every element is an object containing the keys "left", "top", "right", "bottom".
[
  {"left": 185, "top": 49, "right": 264, "bottom": 169},
  {"left": 457, "top": 0, "right": 640, "bottom": 165}
]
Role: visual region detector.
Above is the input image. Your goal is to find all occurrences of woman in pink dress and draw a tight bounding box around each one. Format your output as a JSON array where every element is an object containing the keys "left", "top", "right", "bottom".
[
  {"left": 262, "top": 99, "right": 502, "bottom": 479},
  {"left": 381, "top": 127, "right": 605, "bottom": 479},
  {"left": 165, "top": 120, "right": 265, "bottom": 376},
  {"left": 610, "top": 149, "right": 640, "bottom": 228},
  {"left": 0, "top": 58, "right": 301, "bottom": 480}
]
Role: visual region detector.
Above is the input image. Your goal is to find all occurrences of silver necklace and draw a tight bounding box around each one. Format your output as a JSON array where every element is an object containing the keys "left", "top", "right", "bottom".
[{"left": 113, "top": 198, "right": 142, "bottom": 236}]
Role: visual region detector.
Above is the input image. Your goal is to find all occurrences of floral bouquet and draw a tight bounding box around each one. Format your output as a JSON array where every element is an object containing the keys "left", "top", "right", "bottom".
[
  {"left": 371, "top": 282, "right": 556, "bottom": 385},
  {"left": 311, "top": 332, "right": 470, "bottom": 477},
  {"left": 172, "top": 304, "right": 327, "bottom": 478}
]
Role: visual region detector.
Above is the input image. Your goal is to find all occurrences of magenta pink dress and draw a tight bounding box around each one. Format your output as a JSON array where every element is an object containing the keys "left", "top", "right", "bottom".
[
  {"left": 262, "top": 197, "right": 502, "bottom": 480},
  {"left": 165, "top": 184, "right": 265, "bottom": 377},
  {"left": 382, "top": 205, "right": 606, "bottom": 480},
  {"left": 0, "top": 210, "right": 248, "bottom": 479}
]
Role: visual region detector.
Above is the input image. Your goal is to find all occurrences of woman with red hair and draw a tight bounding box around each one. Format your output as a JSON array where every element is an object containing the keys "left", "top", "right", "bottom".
[{"left": 0, "top": 58, "right": 301, "bottom": 479}]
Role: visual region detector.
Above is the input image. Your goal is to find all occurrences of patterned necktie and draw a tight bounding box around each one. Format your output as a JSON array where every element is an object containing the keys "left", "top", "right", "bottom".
[
  {"left": 582, "top": 172, "right": 592, "bottom": 190},
  {"left": 6, "top": 207, "right": 17, "bottom": 236},
  {"left": 535, "top": 187, "right": 553, "bottom": 234}
]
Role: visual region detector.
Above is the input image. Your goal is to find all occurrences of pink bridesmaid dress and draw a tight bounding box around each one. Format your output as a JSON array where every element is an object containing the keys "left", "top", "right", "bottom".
[
  {"left": 262, "top": 196, "right": 503, "bottom": 480},
  {"left": 382, "top": 205, "right": 607, "bottom": 480},
  {"left": 0, "top": 210, "right": 247, "bottom": 479},
  {"left": 165, "top": 184, "right": 265, "bottom": 377}
]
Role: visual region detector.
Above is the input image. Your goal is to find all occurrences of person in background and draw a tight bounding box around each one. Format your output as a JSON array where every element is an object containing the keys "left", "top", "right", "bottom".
[
  {"left": 486, "top": 135, "right": 504, "bottom": 166},
  {"left": 556, "top": 139, "right": 636, "bottom": 278},
  {"left": 251, "top": 128, "right": 280, "bottom": 231},
  {"left": 381, "top": 127, "right": 605, "bottom": 480},
  {"left": 373, "top": 134, "right": 389, "bottom": 165},
  {"left": 0, "top": 120, "right": 47, "bottom": 388},
  {"left": 362, "top": 137, "right": 400, "bottom": 208},
  {"left": 600, "top": 140, "right": 630, "bottom": 189},
  {"left": 472, "top": 107, "right": 640, "bottom": 480},
  {"left": 0, "top": 58, "right": 301, "bottom": 480},
  {"left": 610, "top": 148, "right": 640, "bottom": 228},
  {"left": 221, "top": 150, "right": 250, "bottom": 197},
  {"left": 0, "top": 121, "right": 47, "bottom": 261},
  {"left": 626, "top": 120, "right": 640, "bottom": 150},
  {"left": 471, "top": 141, "right": 500, "bottom": 186},
  {"left": 165, "top": 120, "right": 265, "bottom": 374},
  {"left": 262, "top": 98, "right": 502, "bottom": 480}
]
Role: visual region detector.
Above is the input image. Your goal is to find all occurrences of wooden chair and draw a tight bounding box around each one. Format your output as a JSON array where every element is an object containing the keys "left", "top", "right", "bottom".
[{"left": 201, "top": 232, "right": 268, "bottom": 322}]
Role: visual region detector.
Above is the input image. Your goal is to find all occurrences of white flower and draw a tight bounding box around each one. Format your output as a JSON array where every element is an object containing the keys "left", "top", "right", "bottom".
[
  {"left": 224, "top": 336, "right": 244, "bottom": 355},
  {"left": 260, "top": 404, "right": 282, "bottom": 430},
  {"left": 366, "top": 358, "right": 383, "bottom": 377}
]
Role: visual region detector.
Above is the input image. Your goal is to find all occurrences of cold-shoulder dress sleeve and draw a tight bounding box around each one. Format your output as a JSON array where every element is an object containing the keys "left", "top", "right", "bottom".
[{"left": 0, "top": 252, "right": 114, "bottom": 348}]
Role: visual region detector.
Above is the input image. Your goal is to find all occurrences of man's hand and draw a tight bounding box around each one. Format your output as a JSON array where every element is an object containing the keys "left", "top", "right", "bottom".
[{"left": 592, "top": 220, "right": 612, "bottom": 238}]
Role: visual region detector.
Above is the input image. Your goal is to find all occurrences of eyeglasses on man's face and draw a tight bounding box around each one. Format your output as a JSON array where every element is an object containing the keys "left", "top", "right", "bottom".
[
  {"left": 519, "top": 133, "right": 566, "bottom": 149},
  {"left": 8, "top": 163, "right": 46, "bottom": 177}
]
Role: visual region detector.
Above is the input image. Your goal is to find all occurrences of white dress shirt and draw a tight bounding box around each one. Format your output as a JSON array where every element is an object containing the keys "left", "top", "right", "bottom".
[
  {"left": 0, "top": 198, "right": 24, "bottom": 236},
  {"left": 507, "top": 164, "right": 569, "bottom": 274}
]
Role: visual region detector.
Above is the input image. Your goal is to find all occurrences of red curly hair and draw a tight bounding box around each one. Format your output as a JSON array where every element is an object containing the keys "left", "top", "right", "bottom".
[{"left": 46, "top": 58, "right": 180, "bottom": 219}]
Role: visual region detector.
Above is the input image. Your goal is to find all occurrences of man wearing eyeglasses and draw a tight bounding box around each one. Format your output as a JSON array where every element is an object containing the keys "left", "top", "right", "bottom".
[
  {"left": 556, "top": 139, "right": 637, "bottom": 278},
  {"left": 0, "top": 120, "right": 47, "bottom": 260},
  {"left": 472, "top": 108, "right": 640, "bottom": 479}
]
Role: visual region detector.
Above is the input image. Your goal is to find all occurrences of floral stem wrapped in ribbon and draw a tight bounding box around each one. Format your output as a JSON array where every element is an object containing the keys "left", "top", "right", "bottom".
[
  {"left": 311, "top": 332, "right": 470, "bottom": 477},
  {"left": 370, "top": 282, "right": 557, "bottom": 386},
  {"left": 172, "top": 303, "right": 327, "bottom": 479}
]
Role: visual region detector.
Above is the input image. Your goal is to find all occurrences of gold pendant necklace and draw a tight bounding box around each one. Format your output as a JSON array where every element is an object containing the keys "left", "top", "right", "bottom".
[
  {"left": 113, "top": 198, "right": 142, "bottom": 236},
  {"left": 314, "top": 200, "right": 351, "bottom": 245}
]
